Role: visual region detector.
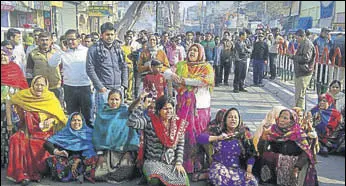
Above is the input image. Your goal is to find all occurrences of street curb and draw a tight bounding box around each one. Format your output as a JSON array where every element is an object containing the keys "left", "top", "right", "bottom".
[{"left": 247, "top": 72, "right": 318, "bottom": 109}]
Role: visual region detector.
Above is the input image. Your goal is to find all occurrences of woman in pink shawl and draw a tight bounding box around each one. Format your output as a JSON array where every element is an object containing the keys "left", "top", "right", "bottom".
[{"left": 170, "top": 43, "right": 214, "bottom": 178}]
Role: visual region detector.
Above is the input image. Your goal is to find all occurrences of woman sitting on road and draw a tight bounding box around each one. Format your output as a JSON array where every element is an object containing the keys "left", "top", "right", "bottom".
[
  {"left": 127, "top": 95, "right": 190, "bottom": 186},
  {"left": 197, "top": 107, "right": 258, "bottom": 186},
  {"left": 92, "top": 89, "right": 140, "bottom": 182},
  {"left": 193, "top": 109, "right": 227, "bottom": 181},
  {"left": 253, "top": 106, "right": 286, "bottom": 155},
  {"left": 292, "top": 107, "right": 319, "bottom": 162},
  {"left": 258, "top": 109, "right": 318, "bottom": 186},
  {"left": 311, "top": 93, "right": 344, "bottom": 156},
  {"left": 44, "top": 112, "right": 98, "bottom": 183},
  {"left": 326, "top": 80, "right": 345, "bottom": 113},
  {"left": 7, "top": 75, "right": 67, "bottom": 185}
]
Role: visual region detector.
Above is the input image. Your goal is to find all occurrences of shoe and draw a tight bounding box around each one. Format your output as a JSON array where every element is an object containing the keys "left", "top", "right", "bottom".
[
  {"left": 215, "top": 84, "right": 220, "bottom": 87},
  {"left": 319, "top": 147, "right": 329, "bottom": 157},
  {"left": 251, "top": 84, "right": 258, "bottom": 87},
  {"left": 239, "top": 88, "right": 248, "bottom": 92},
  {"left": 269, "top": 77, "right": 275, "bottom": 80},
  {"left": 233, "top": 89, "right": 239, "bottom": 93},
  {"left": 224, "top": 82, "right": 229, "bottom": 86},
  {"left": 21, "top": 179, "right": 30, "bottom": 186},
  {"left": 258, "top": 84, "right": 265, "bottom": 87}
]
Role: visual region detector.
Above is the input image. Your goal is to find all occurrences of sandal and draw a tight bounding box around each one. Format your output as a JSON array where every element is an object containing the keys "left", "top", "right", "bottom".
[{"left": 192, "top": 172, "right": 208, "bottom": 182}]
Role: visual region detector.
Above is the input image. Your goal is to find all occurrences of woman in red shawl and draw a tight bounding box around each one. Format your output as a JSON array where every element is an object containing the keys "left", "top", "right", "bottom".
[
  {"left": 258, "top": 109, "right": 318, "bottom": 186},
  {"left": 1, "top": 43, "right": 28, "bottom": 168},
  {"left": 311, "top": 93, "right": 343, "bottom": 156}
]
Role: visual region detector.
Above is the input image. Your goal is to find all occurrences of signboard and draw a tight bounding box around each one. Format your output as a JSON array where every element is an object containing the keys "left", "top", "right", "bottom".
[
  {"left": 88, "top": 6, "right": 113, "bottom": 17},
  {"left": 291, "top": 1, "right": 300, "bottom": 16},
  {"left": 1, "top": 1, "right": 15, "bottom": 11},
  {"left": 50, "top": 1, "right": 63, "bottom": 8}
]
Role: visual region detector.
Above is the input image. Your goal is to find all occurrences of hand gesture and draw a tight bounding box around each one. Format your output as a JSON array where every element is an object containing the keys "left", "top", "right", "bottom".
[
  {"left": 55, "top": 149, "right": 69, "bottom": 157},
  {"left": 292, "top": 167, "right": 299, "bottom": 178},
  {"left": 171, "top": 73, "right": 181, "bottom": 84},
  {"left": 173, "top": 164, "right": 186, "bottom": 177},
  {"left": 71, "top": 159, "right": 81, "bottom": 177},
  {"left": 41, "top": 118, "right": 55, "bottom": 131},
  {"left": 245, "top": 171, "right": 254, "bottom": 181}
]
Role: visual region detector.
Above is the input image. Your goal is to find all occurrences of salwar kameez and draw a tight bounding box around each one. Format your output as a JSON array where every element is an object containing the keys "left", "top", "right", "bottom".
[{"left": 7, "top": 112, "right": 52, "bottom": 182}]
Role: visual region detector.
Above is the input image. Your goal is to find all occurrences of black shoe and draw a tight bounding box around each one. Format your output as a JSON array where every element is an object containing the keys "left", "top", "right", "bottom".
[
  {"left": 258, "top": 84, "right": 265, "bottom": 87},
  {"left": 269, "top": 77, "right": 275, "bottom": 80},
  {"left": 239, "top": 88, "right": 248, "bottom": 92},
  {"left": 21, "top": 179, "right": 30, "bottom": 186},
  {"left": 215, "top": 84, "right": 220, "bottom": 87},
  {"left": 224, "top": 82, "right": 229, "bottom": 86},
  {"left": 251, "top": 84, "right": 258, "bottom": 87},
  {"left": 233, "top": 89, "right": 239, "bottom": 93}
]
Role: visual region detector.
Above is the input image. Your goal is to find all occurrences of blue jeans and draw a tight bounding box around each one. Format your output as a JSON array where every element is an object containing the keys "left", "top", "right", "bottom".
[
  {"left": 64, "top": 85, "right": 92, "bottom": 126},
  {"left": 253, "top": 59, "right": 265, "bottom": 85}
]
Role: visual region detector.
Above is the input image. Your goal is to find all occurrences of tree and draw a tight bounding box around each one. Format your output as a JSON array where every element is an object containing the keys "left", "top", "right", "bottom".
[{"left": 115, "top": 1, "right": 147, "bottom": 38}]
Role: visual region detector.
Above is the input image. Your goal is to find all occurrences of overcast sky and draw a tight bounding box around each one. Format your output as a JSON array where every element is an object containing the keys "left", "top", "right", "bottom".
[{"left": 179, "top": 1, "right": 201, "bottom": 13}]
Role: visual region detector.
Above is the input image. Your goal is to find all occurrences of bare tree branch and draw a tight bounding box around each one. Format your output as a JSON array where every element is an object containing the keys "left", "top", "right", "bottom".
[{"left": 115, "top": 1, "right": 147, "bottom": 38}]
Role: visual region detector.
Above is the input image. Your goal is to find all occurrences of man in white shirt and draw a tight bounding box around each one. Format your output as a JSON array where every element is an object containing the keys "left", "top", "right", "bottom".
[
  {"left": 7, "top": 28, "right": 26, "bottom": 76},
  {"left": 49, "top": 29, "right": 93, "bottom": 126}
]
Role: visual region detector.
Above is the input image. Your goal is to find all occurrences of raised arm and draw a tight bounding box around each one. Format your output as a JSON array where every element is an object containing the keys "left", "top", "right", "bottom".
[{"left": 127, "top": 108, "right": 147, "bottom": 130}]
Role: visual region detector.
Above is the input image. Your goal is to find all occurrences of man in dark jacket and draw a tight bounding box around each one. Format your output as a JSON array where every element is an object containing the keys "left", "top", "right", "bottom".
[
  {"left": 251, "top": 33, "right": 268, "bottom": 87},
  {"left": 287, "top": 29, "right": 315, "bottom": 110},
  {"left": 86, "top": 22, "right": 128, "bottom": 111},
  {"left": 233, "top": 31, "right": 252, "bottom": 93}
]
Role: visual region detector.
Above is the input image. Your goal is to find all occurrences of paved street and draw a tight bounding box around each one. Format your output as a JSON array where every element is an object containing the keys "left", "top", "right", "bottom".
[{"left": 1, "top": 73, "right": 344, "bottom": 186}]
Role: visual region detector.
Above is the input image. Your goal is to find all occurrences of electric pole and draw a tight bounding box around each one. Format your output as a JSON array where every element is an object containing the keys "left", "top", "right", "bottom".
[{"left": 156, "top": 1, "right": 158, "bottom": 33}]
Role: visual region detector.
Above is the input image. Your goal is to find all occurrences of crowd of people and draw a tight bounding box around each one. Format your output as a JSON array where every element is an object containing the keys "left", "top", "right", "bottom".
[{"left": 1, "top": 22, "right": 345, "bottom": 186}]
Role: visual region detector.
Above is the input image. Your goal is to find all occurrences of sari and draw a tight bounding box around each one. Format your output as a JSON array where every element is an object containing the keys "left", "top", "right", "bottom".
[
  {"left": 175, "top": 43, "right": 214, "bottom": 173},
  {"left": 7, "top": 75, "right": 67, "bottom": 183},
  {"left": 311, "top": 94, "right": 343, "bottom": 153},
  {"left": 253, "top": 106, "right": 286, "bottom": 154},
  {"left": 198, "top": 108, "right": 258, "bottom": 186},
  {"left": 1, "top": 47, "right": 28, "bottom": 167},
  {"left": 46, "top": 112, "right": 97, "bottom": 182},
  {"left": 263, "top": 109, "right": 318, "bottom": 186}
]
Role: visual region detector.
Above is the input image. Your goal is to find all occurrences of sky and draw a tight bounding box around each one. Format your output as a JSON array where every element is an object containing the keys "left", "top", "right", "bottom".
[{"left": 179, "top": 1, "right": 201, "bottom": 14}]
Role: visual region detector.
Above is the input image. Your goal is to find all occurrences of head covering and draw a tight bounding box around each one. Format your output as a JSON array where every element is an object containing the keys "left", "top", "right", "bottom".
[
  {"left": 187, "top": 43, "right": 205, "bottom": 63},
  {"left": 318, "top": 93, "right": 334, "bottom": 106},
  {"left": 47, "top": 112, "right": 96, "bottom": 158},
  {"left": 311, "top": 94, "right": 341, "bottom": 143},
  {"left": 176, "top": 43, "right": 214, "bottom": 92},
  {"left": 207, "top": 109, "right": 227, "bottom": 136},
  {"left": 11, "top": 75, "right": 67, "bottom": 128},
  {"left": 253, "top": 106, "right": 286, "bottom": 152},
  {"left": 267, "top": 109, "right": 315, "bottom": 164},
  {"left": 151, "top": 59, "right": 162, "bottom": 67},
  {"left": 1, "top": 47, "right": 28, "bottom": 89}
]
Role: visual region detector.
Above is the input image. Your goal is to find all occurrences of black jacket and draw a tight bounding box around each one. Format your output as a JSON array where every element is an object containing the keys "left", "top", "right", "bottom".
[{"left": 251, "top": 41, "right": 269, "bottom": 60}]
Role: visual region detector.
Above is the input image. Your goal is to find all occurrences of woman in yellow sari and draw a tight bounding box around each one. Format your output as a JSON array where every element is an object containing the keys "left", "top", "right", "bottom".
[{"left": 7, "top": 75, "right": 67, "bottom": 185}]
